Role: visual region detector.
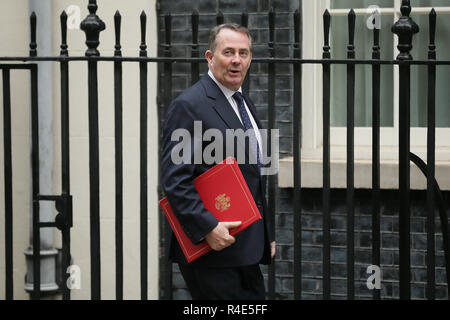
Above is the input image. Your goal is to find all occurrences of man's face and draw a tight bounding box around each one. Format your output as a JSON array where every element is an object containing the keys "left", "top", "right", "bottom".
[{"left": 205, "top": 28, "right": 252, "bottom": 91}]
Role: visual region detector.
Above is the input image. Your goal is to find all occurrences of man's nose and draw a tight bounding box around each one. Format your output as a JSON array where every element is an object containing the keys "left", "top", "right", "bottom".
[{"left": 231, "top": 53, "right": 241, "bottom": 64}]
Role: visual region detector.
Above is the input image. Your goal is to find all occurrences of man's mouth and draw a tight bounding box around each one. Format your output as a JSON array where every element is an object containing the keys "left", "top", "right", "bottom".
[{"left": 229, "top": 70, "right": 241, "bottom": 75}]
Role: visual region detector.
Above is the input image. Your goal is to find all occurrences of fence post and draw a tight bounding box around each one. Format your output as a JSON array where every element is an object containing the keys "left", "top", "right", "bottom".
[
  {"left": 371, "top": 9, "right": 381, "bottom": 301},
  {"left": 80, "top": 0, "right": 105, "bottom": 300},
  {"left": 162, "top": 13, "right": 173, "bottom": 300},
  {"left": 267, "top": 7, "right": 276, "bottom": 300},
  {"left": 426, "top": 8, "right": 436, "bottom": 301},
  {"left": 139, "top": 10, "right": 149, "bottom": 301},
  {"left": 113, "top": 9, "right": 124, "bottom": 301},
  {"left": 293, "top": 9, "right": 302, "bottom": 301},
  {"left": 191, "top": 10, "right": 199, "bottom": 85},
  {"left": 346, "top": 9, "right": 356, "bottom": 300},
  {"left": 391, "top": 0, "right": 419, "bottom": 300},
  {"left": 322, "top": 9, "right": 331, "bottom": 300}
]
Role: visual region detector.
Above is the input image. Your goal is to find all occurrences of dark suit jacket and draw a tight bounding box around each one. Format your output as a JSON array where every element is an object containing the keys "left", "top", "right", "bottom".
[{"left": 161, "top": 74, "right": 274, "bottom": 267}]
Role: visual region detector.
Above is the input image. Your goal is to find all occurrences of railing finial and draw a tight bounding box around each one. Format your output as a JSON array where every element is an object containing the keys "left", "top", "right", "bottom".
[
  {"left": 323, "top": 9, "right": 331, "bottom": 59},
  {"left": 80, "top": 0, "right": 105, "bottom": 57},
  {"left": 114, "top": 10, "right": 122, "bottom": 56},
  {"left": 428, "top": 8, "right": 436, "bottom": 60},
  {"left": 88, "top": 0, "right": 98, "bottom": 14},
  {"left": 392, "top": 0, "right": 419, "bottom": 60},
  {"left": 348, "top": 9, "right": 356, "bottom": 58},
  {"left": 29, "top": 12, "right": 37, "bottom": 57},
  {"left": 140, "top": 11, "right": 147, "bottom": 57},
  {"left": 60, "top": 11, "right": 68, "bottom": 56},
  {"left": 216, "top": 11, "right": 224, "bottom": 26}
]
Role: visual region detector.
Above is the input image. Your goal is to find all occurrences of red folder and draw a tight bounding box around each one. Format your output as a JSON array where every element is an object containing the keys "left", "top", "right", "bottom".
[{"left": 159, "top": 157, "right": 262, "bottom": 263}]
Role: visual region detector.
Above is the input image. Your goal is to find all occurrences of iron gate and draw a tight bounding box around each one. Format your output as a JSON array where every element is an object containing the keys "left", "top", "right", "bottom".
[{"left": 1, "top": 0, "right": 449, "bottom": 300}]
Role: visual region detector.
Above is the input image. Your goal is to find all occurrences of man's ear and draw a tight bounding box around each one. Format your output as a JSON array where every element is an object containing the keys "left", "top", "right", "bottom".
[{"left": 205, "top": 50, "right": 213, "bottom": 65}]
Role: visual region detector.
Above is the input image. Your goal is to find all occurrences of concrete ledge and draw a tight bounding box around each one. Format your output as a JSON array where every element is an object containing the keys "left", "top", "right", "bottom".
[{"left": 279, "top": 156, "right": 450, "bottom": 190}]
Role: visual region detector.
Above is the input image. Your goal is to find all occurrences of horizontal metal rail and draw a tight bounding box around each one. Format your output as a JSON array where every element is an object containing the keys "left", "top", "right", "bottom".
[{"left": 1, "top": 56, "right": 450, "bottom": 65}]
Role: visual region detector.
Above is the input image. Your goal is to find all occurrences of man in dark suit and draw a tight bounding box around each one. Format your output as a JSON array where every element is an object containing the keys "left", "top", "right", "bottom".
[{"left": 161, "top": 23, "right": 275, "bottom": 300}]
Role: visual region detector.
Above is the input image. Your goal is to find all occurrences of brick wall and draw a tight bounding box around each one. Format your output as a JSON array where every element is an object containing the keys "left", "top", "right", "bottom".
[
  {"left": 272, "top": 188, "right": 449, "bottom": 300},
  {"left": 156, "top": 0, "right": 450, "bottom": 300}
]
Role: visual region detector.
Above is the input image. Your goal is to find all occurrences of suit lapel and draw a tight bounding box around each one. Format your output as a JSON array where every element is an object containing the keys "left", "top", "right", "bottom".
[
  {"left": 201, "top": 75, "right": 260, "bottom": 174},
  {"left": 202, "top": 75, "right": 244, "bottom": 131}
]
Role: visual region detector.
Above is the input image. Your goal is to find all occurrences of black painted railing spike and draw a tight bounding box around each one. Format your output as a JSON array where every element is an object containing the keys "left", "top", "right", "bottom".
[
  {"left": 429, "top": 8, "right": 436, "bottom": 59},
  {"left": 164, "top": 13, "right": 171, "bottom": 46},
  {"left": 348, "top": 9, "right": 355, "bottom": 47},
  {"left": 268, "top": 8, "right": 275, "bottom": 59},
  {"left": 140, "top": 11, "right": 147, "bottom": 57},
  {"left": 269, "top": 7, "right": 275, "bottom": 42},
  {"left": 294, "top": 10, "right": 300, "bottom": 45},
  {"left": 373, "top": 26, "right": 380, "bottom": 59},
  {"left": 241, "top": 10, "right": 248, "bottom": 28},
  {"left": 80, "top": 0, "right": 105, "bottom": 57},
  {"left": 216, "top": 11, "right": 224, "bottom": 25},
  {"left": 192, "top": 10, "right": 199, "bottom": 45},
  {"left": 30, "top": 12, "right": 37, "bottom": 57},
  {"left": 114, "top": 11, "right": 122, "bottom": 56},
  {"left": 373, "top": 23, "right": 380, "bottom": 47},
  {"left": 60, "top": 11, "right": 68, "bottom": 56},
  {"left": 323, "top": 9, "right": 331, "bottom": 58}
]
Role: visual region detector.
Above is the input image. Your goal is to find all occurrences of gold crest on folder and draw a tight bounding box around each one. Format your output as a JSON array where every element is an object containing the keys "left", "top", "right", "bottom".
[{"left": 215, "top": 193, "right": 231, "bottom": 212}]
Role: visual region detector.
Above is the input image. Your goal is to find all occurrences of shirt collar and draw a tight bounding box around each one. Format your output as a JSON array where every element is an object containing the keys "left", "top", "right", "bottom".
[{"left": 208, "top": 70, "right": 242, "bottom": 100}]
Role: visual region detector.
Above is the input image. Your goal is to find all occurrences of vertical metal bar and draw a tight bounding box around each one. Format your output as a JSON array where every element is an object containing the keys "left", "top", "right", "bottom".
[
  {"left": 59, "top": 10, "right": 72, "bottom": 301},
  {"left": 3, "top": 68, "right": 13, "bottom": 300},
  {"left": 114, "top": 10, "right": 124, "bottom": 301},
  {"left": 191, "top": 10, "right": 199, "bottom": 85},
  {"left": 80, "top": 0, "right": 105, "bottom": 300},
  {"left": 139, "top": 11, "right": 148, "bottom": 301},
  {"left": 322, "top": 9, "right": 331, "bottom": 300},
  {"left": 31, "top": 64, "right": 41, "bottom": 301},
  {"left": 29, "top": 11, "right": 40, "bottom": 301},
  {"left": 346, "top": 9, "right": 356, "bottom": 300},
  {"left": 392, "top": 1, "right": 418, "bottom": 300},
  {"left": 87, "top": 58, "right": 101, "bottom": 300},
  {"left": 398, "top": 57, "right": 411, "bottom": 300},
  {"left": 216, "top": 11, "right": 224, "bottom": 25},
  {"left": 426, "top": 8, "right": 436, "bottom": 300},
  {"left": 162, "top": 13, "right": 173, "bottom": 300},
  {"left": 267, "top": 7, "right": 276, "bottom": 300},
  {"left": 371, "top": 18, "right": 381, "bottom": 301},
  {"left": 293, "top": 9, "right": 302, "bottom": 300},
  {"left": 241, "top": 11, "right": 250, "bottom": 94}
]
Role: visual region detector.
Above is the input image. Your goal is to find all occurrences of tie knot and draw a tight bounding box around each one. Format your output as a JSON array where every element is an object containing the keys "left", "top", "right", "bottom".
[{"left": 233, "top": 91, "right": 244, "bottom": 105}]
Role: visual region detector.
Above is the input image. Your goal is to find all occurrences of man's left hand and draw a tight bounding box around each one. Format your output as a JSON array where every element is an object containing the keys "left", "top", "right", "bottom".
[{"left": 270, "top": 241, "right": 276, "bottom": 258}]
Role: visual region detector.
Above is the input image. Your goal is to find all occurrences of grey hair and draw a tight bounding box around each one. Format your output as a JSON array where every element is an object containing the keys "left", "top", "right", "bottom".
[{"left": 208, "top": 23, "right": 253, "bottom": 53}]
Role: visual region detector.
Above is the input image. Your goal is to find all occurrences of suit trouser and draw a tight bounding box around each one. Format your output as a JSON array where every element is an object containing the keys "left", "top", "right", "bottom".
[{"left": 178, "top": 263, "right": 266, "bottom": 300}]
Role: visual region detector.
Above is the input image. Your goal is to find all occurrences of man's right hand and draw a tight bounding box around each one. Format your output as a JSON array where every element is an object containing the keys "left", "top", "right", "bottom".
[{"left": 205, "top": 221, "right": 242, "bottom": 251}]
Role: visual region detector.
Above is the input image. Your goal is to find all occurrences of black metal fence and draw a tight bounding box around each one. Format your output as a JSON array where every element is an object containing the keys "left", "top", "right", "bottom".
[{"left": 1, "top": 0, "right": 449, "bottom": 300}]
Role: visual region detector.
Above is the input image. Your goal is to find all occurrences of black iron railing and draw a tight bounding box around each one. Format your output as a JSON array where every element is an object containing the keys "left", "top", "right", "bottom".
[{"left": 0, "top": 0, "right": 449, "bottom": 300}]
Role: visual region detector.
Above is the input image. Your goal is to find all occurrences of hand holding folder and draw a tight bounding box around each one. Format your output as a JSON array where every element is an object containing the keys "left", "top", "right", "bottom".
[
  {"left": 205, "top": 220, "right": 242, "bottom": 251},
  {"left": 159, "top": 157, "right": 262, "bottom": 263}
]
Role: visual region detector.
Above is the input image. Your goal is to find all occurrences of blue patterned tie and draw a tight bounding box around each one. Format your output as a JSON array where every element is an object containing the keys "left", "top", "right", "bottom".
[{"left": 232, "top": 91, "right": 262, "bottom": 170}]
